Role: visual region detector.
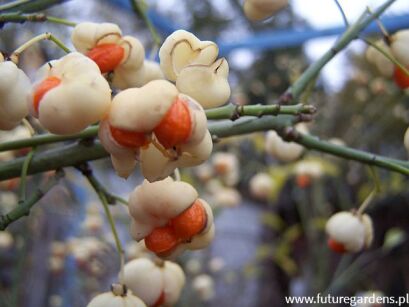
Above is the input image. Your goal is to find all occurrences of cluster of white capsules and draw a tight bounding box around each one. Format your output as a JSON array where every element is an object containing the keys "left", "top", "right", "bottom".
[{"left": 0, "top": 20, "right": 234, "bottom": 307}]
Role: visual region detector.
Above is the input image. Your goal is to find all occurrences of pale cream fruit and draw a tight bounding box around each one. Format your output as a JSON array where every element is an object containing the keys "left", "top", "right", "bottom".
[
  {"left": 32, "top": 52, "right": 111, "bottom": 135},
  {"left": 176, "top": 58, "right": 230, "bottom": 108},
  {"left": 325, "top": 211, "right": 373, "bottom": 253},
  {"left": 249, "top": 173, "right": 273, "bottom": 200},
  {"left": 112, "top": 60, "right": 164, "bottom": 89},
  {"left": 404, "top": 127, "right": 409, "bottom": 153},
  {"left": 243, "top": 0, "right": 289, "bottom": 21},
  {"left": 129, "top": 177, "right": 215, "bottom": 258},
  {"left": 365, "top": 39, "right": 394, "bottom": 77},
  {"left": 118, "top": 36, "right": 145, "bottom": 71},
  {"left": 72, "top": 22, "right": 146, "bottom": 89},
  {"left": 125, "top": 241, "right": 149, "bottom": 260},
  {"left": 390, "top": 29, "right": 409, "bottom": 67},
  {"left": 212, "top": 152, "right": 238, "bottom": 175},
  {"left": 87, "top": 285, "right": 146, "bottom": 307},
  {"left": 140, "top": 130, "right": 213, "bottom": 182},
  {"left": 265, "top": 124, "right": 308, "bottom": 162},
  {"left": 98, "top": 119, "right": 139, "bottom": 179},
  {"left": 124, "top": 258, "right": 185, "bottom": 306},
  {"left": 129, "top": 177, "right": 198, "bottom": 241},
  {"left": 0, "top": 61, "right": 30, "bottom": 130},
  {"left": 192, "top": 274, "right": 215, "bottom": 301},
  {"left": 109, "top": 80, "right": 178, "bottom": 132},
  {"left": 0, "top": 53, "right": 4, "bottom": 62},
  {"left": 0, "top": 231, "right": 14, "bottom": 250},
  {"left": 71, "top": 22, "right": 122, "bottom": 54},
  {"left": 212, "top": 152, "right": 239, "bottom": 186},
  {"left": 213, "top": 187, "right": 242, "bottom": 208},
  {"left": 159, "top": 30, "right": 219, "bottom": 81},
  {"left": 293, "top": 160, "right": 323, "bottom": 178}
]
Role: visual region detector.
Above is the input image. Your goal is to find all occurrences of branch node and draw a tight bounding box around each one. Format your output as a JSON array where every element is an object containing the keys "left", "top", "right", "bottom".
[{"left": 278, "top": 92, "right": 293, "bottom": 105}]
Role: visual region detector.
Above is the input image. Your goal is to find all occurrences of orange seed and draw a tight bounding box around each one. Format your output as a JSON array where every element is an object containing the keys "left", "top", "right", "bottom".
[{"left": 86, "top": 43, "right": 125, "bottom": 73}]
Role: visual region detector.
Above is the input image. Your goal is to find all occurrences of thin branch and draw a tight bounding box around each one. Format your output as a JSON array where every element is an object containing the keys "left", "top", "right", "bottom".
[
  {"left": 205, "top": 103, "right": 316, "bottom": 120},
  {"left": 283, "top": 0, "right": 397, "bottom": 104},
  {"left": 10, "top": 32, "right": 70, "bottom": 63},
  {"left": 333, "top": 0, "right": 349, "bottom": 27},
  {"left": 361, "top": 37, "right": 409, "bottom": 77},
  {"left": 129, "top": 0, "right": 162, "bottom": 48},
  {"left": 0, "top": 0, "right": 30, "bottom": 12},
  {"left": 0, "top": 104, "right": 315, "bottom": 152},
  {"left": 0, "top": 0, "right": 67, "bottom": 13},
  {"left": 1, "top": 115, "right": 409, "bottom": 179},
  {"left": 76, "top": 163, "right": 128, "bottom": 206},
  {"left": 0, "top": 169, "right": 64, "bottom": 230},
  {"left": 78, "top": 163, "right": 125, "bottom": 284},
  {"left": 18, "top": 147, "right": 36, "bottom": 203},
  {"left": 0, "top": 12, "right": 77, "bottom": 27}
]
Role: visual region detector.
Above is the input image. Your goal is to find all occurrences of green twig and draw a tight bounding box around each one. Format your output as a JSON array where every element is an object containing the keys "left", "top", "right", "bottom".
[
  {"left": 0, "top": 12, "right": 77, "bottom": 26},
  {"left": 0, "top": 169, "right": 64, "bottom": 230},
  {"left": 129, "top": 0, "right": 162, "bottom": 47},
  {"left": 75, "top": 163, "right": 128, "bottom": 206},
  {"left": 10, "top": 32, "right": 70, "bottom": 63},
  {"left": 283, "top": 0, "right": 397, "bottom": 104},
  {"left": 333, "top": 0, "right": 349, "bottom": 27},
  {"left": 0, "top": 0, "right": 30, "bottom": 12},
  {"left": 0, "top": 0, "right": 66, "bottom": 13},
  {"left": 78, "top": 163, "right": 125, "bottom": 284},
  {"left": 362, "top": 37, "right": 409, "bottom": 77},
  {"left": 0, "top": 104, "right": 314, "bottom": 152},
  {"left": 18, "top": 147, "right": 36, "bottom": 203},
  {"left": 205, "top": 103, "right": 316, "bottom": 120},
  {"left": 1, "top": 116, "right": 408, "bottom": 179}
]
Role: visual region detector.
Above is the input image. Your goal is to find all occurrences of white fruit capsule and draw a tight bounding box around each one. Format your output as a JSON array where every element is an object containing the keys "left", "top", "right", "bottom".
[
  {"left": 140, "top": 131, "right": 213, "bottom": 182},
  {"left": 71, "top": 22, "right": 122, "bottom": 54},
  {"left": 390, "top": 29, "right": 409, "bottom": 67},
  {"left": 112, "top": 60, "right": 164, "bottom": 89},
  {"left": 365, "top": 39, "right": 394, "bottom": 77},
  {"left": 87, "top": 284, "right": 146, "bottom": 307},
  {"left": 265, "top": 124, "right": 308, "bottom": 162},
  {"left": 128, "top": 177, "right": 215, "bottom": 258},
  {"left": 0, "top": 231, "right": 14, "bottom": 250},
  {"left": 159, "top": 30, "right": 219, "bottom": 81},
  {"left": 0, "top": 60, "right": 30, "bottom": 130},
  {"left": 176, "top": 58, "right": 230, "bottom": 108},
  {"left": 72, "top": 22, "right": 147, "bottom": 89},
  {"left": 213, "top": 187, "right": 242, "bottom": 208},
  {"left": 124, "top": 258, "right": 185, "bottom": 306},
  {"left": 129, "top": 177, "right": 199, "bottom": 241},
  {"left": 31, "top": 52, "right": 111, "bottom": 135},
  {"left": 192, "top": 274, "right": 215, "bottom": 301},
  {"left": 249, "top": 172, "right": 273, "bottom": 200},
  {"left": 243, "top": 0, "right": 289, "bottom": 21},
  {"left": 325, "top": 211, "right": 373, "bottom": 253}
]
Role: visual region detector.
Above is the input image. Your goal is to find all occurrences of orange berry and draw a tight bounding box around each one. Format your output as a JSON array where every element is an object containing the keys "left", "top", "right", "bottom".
[
  {"left": 327, "top": 238, "right": 347, "bottom": 253},
  {"left": 86, "top": 43, "right": 125, "bottom": 73},
  {"left": 33, "top": 76, "right": 61, "bottom": 113},
  {"left": 145, "top": 225, "right": 179, "bottom": 254},
  {"left": 170, "top": 200, "right": 207, "bottom": 241},
  {"left": 154, "top": 98, "right": 192, "bottom": 149},
  {"left": 152, "top": 291, "right": 165, "bottom": 307},
  {"left": 296, "top": 174, "right": 311, "bottom": 189},
  {"left": 393, "top": 66, "right": 409, "bottom": 89},
  {"left": 109, "top": 125, "right": 149, "bottom": 149}
]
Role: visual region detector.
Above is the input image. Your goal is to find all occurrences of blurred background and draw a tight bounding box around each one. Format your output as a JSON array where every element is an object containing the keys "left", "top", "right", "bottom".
[{"left": 1, "top": 0, "right": 409, "bottom": 306}]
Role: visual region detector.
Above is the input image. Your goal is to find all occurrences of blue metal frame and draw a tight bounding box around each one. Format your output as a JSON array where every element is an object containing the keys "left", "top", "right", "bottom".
[{"left": 108, "top": 0, "right": 409, "bottom": 55}]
